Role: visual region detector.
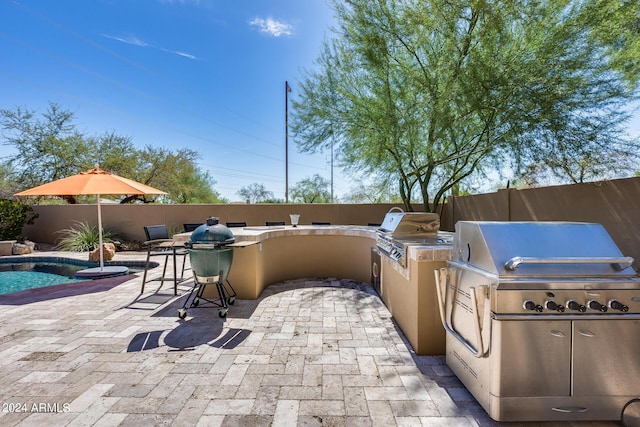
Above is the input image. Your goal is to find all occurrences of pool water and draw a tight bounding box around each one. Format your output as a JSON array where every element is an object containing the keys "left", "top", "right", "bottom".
[
  {"left": 0, "top": 260, "right": 145, "bottom": 295},
  {"left": 0, "top": 262, "right": 87, "bottom": 295}
]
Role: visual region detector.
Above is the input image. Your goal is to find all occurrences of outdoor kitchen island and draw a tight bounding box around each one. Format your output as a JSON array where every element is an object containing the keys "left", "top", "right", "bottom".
[{"left": 174, "top": 224, "right": 453, "bottom": 355}]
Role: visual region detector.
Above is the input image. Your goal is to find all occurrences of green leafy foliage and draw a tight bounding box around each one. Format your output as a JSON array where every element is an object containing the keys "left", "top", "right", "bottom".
[
  {"left": 290, "top": 174, "right": 331, "bottom": 203},
  {"left": 55, "top": 221, "right": 118, "bottom": 252},
  {"left": 292, "top": 0, "right": 640, "bottom": 210},
  {"left": 0, "top": 199, "right": 38, "bottom": 240},
  {"left": 237, "top": 183, "right": 275, "bottom": 204},
  {"left": 0, "top": 103, "right": 226, "bottom": 204}
]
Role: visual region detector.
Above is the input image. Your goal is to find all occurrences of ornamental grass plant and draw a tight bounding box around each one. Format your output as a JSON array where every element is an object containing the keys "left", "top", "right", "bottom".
[{"left": 55, "top": 221, "right": 118, "bottom": 252}]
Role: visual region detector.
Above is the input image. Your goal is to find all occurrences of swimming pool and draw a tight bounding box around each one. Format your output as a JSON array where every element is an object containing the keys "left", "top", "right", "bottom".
[{"left": 0, "top": 257, "right": 148, "bottom": 295}]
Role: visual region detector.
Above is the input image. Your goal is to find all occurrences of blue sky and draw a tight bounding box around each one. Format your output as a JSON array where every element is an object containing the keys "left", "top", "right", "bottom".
[
  {"left": 0, "top": 0, "right": 349, "bottom": 201},
  {"left": 2, "top": 1, "right": 640, "bottom": 202}
]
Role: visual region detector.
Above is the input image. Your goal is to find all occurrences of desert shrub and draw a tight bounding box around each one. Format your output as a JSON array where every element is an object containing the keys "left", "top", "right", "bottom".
[{"left": 0, "top": 199, "right": 39, "bottom": 240}]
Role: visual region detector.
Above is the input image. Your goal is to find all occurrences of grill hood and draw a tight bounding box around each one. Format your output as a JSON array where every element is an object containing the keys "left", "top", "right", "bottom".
[
  {"left": 379, "top": 208, "right": 440, "bottom": 236},
  {"left": 453, "top": 221, "right": 636, "bottom": 277},
  {"left": 189, "top": 217, "right": 235, "bottom": 245}
]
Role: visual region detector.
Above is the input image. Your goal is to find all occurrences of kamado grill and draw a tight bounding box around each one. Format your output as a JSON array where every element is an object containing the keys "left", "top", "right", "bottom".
[
  {"left": 178, "top": 217, "right": 237, "bottom": 319},
  {"left": 435, "top": 221, "right": 640, "bottom": 423}
]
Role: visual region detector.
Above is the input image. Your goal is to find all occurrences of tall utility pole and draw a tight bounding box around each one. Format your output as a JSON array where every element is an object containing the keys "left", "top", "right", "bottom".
[
  {"left": 285, "top": 81, "right": 292, "bottom": 203},
  {"left": 330, "top": 137, "right": 334, "bottom": 203}
]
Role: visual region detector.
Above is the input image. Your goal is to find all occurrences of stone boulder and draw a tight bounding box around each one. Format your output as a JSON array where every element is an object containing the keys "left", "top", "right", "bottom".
[
  {"left": 12, "top": 241, "right": 35, "bottom": 255},
  {"left": 0, "top": 240, "right": 16, "bottom": 256},
  {"left": 88, "top": 243, "right": 116, "bottom": 262}
]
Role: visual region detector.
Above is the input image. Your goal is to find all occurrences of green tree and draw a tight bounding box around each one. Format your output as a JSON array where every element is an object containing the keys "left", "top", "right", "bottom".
[
  {"left": 290, "top": 174, "right": 331, "bottom": 203},
  {"left": 0, "top": 198, "right": 38, "bottom": 240},
  {"left": 0, "top": 102, "right": 223, "bottom": 203},
  {"left": 0, "top": 102, "right": 91, "bottom": 202},
  {"left": 236, "top": 183, "right": 274, "bottom": 203},
  {"left": 91, "top": 131, "right": 140, "bottom": 175},
  {"left": 513, "top": 131, "right": 640, "bottom": 186},
  {"left": 342, "top": 181, "right": 402, "bottom": 204},
  {"left": 121, "top": 146, "right": 224, "bottom": 204},
  {"left": 291, "top": 0, "right": 640, "bottom": 211},
  {"left": 0, "top": 163, "right": 21, "bottom": 199}
]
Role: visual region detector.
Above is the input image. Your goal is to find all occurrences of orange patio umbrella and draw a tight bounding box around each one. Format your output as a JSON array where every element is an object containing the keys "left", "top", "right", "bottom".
[{"left": 15, "top": 165, "right": 167, "bottom": 277}]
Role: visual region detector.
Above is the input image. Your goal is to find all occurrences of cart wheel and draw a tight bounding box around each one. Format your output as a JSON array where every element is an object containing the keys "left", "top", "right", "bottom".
[
  {"left": 178, "top": 309, "right": 187, "bottom": 319},
  {"left": 192, "top": 299, "right": 200, "bottom": 307},
  {"left": 227, "top": 297, "right": 235, "bottom": 305},
  {"left": 218, "top": 309, "right": 227, "bottom": 318}
]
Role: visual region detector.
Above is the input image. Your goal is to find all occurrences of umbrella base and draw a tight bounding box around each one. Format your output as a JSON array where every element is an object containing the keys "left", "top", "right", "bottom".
[{"left": 74, "top": 266, "right": 129, "bottom": 279}]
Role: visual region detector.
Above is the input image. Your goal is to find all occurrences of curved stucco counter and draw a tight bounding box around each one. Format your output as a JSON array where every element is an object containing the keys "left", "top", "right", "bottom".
[
  {"left": 175, "top": 225, "right": 453, "bottom": 355},
  {"left": 176, "top": 225, "right": 379, "bottom": 299}
]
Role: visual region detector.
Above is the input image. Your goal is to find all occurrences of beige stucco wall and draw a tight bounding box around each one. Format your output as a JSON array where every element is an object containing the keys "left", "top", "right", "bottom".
[
  {"left": 226, "top": 234, "right": 374, "bottom": 299},
  {"left": 380, "top": 256, "right": 447, "bottom": 355},
  {"left": 259, "top": 235, "right": 373, "bottom": 287},
  {"left": 21, "top": 203, "right": 404, "bottom": 244}
]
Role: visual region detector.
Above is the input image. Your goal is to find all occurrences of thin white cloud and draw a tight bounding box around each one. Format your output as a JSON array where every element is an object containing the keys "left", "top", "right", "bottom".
[
  {"left": 248, "top": 17, "right": 294, "bottom": 37},
  {"left": 102, "top": 33, "right": 198, "bottom": 60},
  {"left": 103, "top": 34, "right": 149, "bottom": 47},
  {"left": 173, "top": 51, "right": 197, "bottom": 60}
]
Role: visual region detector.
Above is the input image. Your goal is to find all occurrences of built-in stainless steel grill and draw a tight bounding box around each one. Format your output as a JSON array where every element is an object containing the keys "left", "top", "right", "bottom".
[
  {"left": 435, "top": 221, "right": 640, "bottom": 422},
  {"left": 375, "top": 207, "right": 444, "bottom": 267}
]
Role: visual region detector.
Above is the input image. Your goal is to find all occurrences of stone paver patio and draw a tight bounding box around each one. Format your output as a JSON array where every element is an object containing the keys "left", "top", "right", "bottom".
[{"left": 0, "top": 253, "right": 620, "bottom": 426}]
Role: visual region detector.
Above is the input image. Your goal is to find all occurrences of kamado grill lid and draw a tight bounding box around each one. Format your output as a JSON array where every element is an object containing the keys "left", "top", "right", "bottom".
[{"left": 189, "top": 217, "right": 235, "bottom": 245}]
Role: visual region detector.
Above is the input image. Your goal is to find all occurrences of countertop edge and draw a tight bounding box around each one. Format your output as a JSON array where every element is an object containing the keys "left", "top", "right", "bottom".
[{"left": 174, "top": 225, "right": 453, "bottom": 261}]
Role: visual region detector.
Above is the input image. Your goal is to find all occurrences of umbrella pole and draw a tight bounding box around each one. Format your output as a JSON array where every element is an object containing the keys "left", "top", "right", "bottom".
[{"left": 97, "top": 195, "right": 104, "bottom": 270}]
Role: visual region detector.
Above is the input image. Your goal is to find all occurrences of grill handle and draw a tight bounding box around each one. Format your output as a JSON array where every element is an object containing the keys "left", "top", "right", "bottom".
[
  {"left": 504, "top": 256, "right": 635, "bottom": 271},
  {"left": 186, "top": 242, "right": 227, "bottom": 249},
  {"left": 434, "top": 268, "right": 486, "bottom": 358}
]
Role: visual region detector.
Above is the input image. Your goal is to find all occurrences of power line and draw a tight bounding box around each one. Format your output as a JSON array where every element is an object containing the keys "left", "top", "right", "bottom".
[
  {"left": 1, "top": 2, "right": 355, "bottom": 198},
  {"left": 1, "top": 67, "right": 342, "bottom": 191},
  {"left": 0, "top": 31, "right": 282, "bottom": 148},
  {"left": 1, "top": 32, "right": 339, "bottom": 179},
  {"left": 0, "top": 69, "right": 284, "bottom": 164},
  {"left": 6, "top": 1, "right": 284, "bottom": 136}
]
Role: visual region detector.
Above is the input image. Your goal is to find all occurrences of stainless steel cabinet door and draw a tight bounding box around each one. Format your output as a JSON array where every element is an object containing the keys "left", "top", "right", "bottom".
[
  {"left": 491, "top": 319, "right": 571, "bottom": 397},
  {"left": 573, "top": 319, "right": 640, "bottom": 396}
]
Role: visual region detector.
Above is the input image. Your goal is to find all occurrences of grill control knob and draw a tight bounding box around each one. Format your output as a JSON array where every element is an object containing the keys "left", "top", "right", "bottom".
[
  {"left": 609, "top": 299, "right": 629, "bottom": 312},
  {"left": 588, "top": 300, "right": 608, "bottom": 312},
  {"left": 567, "top": 300, "right": 587, "bottom": 312},
  {"left": 545, "top": 300, "right": 565, "bottom": 312},
  {"left": 523, "top": 300, "right": 543, "bottom": 312}
]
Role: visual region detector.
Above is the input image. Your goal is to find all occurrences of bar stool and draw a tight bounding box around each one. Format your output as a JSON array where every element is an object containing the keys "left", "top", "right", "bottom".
[
  {"left": 183, "top": 223, "right": 201, "bottom": 232},
  {"left": 141, "top": 225, "right": 188, "bottom": 295},
  {"left": 226, "top": 222, "right": 247, "bottom": 227}
]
